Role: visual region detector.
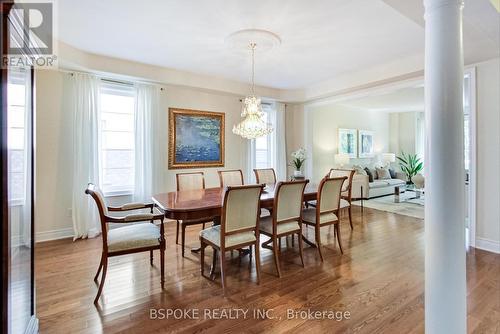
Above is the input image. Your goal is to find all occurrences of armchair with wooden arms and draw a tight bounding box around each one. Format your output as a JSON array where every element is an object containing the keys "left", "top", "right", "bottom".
[{"left": 85, "top": 183, "right": 165, "bottom": 305}]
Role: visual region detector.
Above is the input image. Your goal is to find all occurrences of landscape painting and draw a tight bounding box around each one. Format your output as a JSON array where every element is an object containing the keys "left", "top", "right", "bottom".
[
  {"left": 338, "top": 128, "right": 357, "bottom": 158},
  {"left": 168, "top": 108, "right": 225, "bottom": 169}
]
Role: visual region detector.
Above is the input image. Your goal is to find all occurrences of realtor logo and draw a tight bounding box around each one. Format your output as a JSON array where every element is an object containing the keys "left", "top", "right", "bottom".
[{"left": 2, "top": 1, "right": 57, "bottom": 68}]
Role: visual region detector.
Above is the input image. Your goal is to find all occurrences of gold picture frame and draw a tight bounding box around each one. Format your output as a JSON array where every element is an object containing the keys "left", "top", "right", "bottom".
[{"left": 168, "top": 108, "right": 225, "bottom": 169}]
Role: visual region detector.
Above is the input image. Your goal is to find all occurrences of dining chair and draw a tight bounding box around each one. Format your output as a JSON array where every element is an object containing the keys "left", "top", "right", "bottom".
[
  {"left": 85, "top": 183, "right": 165, "bottom": 304},
  {"left": 254, "top": 168, "right": 277, "bottom": 185},
  {"left": 329, "top": 169, "right": 356, "bottom": 230},
  {"left": 175, "top": 172, "right": 213, "bottom": 257},
  {"left": 301, "top": 176, "right": 347, "bottom": 261},
  {"left": 218, "top": 169, "right": 244, "bottom": 187},
  {"left": 199, "top": 184, "right": 264, "bottom": 291},
  {"left": 259, "top": 180, "right": 309, "bottom": 277}
]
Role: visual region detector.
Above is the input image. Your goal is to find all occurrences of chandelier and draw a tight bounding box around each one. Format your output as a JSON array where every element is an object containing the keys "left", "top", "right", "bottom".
[{"left": 232, "top": 43, "right": 273, "bottom": 139}]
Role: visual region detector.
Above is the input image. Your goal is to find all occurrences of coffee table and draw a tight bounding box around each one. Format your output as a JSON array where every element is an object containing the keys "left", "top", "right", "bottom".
[{"left": 394, "top": 184, "right": 424, "bottom": 203}]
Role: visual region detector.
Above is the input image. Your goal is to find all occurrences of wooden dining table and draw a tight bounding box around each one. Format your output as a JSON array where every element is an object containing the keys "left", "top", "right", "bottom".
[{"left": 152, "top": 183, "right": 320, "bottom": 249}]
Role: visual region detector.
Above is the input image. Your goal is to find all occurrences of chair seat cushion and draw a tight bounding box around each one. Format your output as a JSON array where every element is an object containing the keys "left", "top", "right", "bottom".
[
  {"left": 199, "top": 225, "right": 256, "bottom": 248},
  {"left": 259, "top": 216, "right": 300, "bottom": 235},
  {"left": 302, "top": 208, "right": 338, "bottom": 225},
  {"left": 340, "top": 199, "right": 350, "bottom": 208},
  {"left": 107, "top": 223, "right": 160, "bottom": 252}
]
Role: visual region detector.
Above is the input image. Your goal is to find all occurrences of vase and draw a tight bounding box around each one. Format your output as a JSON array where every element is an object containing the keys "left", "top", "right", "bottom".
[{"left": 293, "top": 170, "right": 303, "bottom": 177}]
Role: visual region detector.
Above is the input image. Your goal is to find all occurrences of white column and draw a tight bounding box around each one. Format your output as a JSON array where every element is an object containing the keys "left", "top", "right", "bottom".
[{"left": 424, "top": 0, "right": 466, "bottom": 333}]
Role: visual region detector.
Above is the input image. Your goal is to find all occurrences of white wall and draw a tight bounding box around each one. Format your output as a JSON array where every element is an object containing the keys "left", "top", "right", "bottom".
[
  {"left": 35, "top": 69, "right": 250, "bottom": 240},
  {"left": 475, "top": 58, "right": 500, "bottom": 251},
  {"left": 296, "top": 104, "right": 391, "bottom": 183}
]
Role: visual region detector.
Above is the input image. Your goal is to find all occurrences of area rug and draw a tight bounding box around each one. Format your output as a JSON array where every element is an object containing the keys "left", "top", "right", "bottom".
[{"left": 352, "top": 195, "right": 424, "bottom": 219}]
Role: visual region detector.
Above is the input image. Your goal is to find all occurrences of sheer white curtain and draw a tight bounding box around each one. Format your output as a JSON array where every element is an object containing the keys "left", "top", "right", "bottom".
[
  {"left": 134, "top": 84, "right": 164, "bottom": 202},
  {"left": 69, "top": 73, "right": 101, "bottom": 239},
  {"left": 246, "top": 139, "right": 256, "bottom": 183},
  {"left": 21, "top": 68, "right": 32, "bottom": 246},
  {"left": 272, "top": 102, "right": 287, "bottom": 181}
]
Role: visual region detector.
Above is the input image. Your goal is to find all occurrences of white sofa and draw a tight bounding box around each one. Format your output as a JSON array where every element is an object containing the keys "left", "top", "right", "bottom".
[{"left": 352, "top": 172, "right": 407, "bottom": 199}]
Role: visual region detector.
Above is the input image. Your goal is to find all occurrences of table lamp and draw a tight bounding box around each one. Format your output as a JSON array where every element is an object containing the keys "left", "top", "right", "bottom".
[{"left": 382, "top": 153, "right": 396, "bottom": 167}]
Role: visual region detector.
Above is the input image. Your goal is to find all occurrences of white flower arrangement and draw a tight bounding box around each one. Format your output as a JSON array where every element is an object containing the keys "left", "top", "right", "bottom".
[{"left": 290, "top": 148, "right": 307, "bottom": 171}]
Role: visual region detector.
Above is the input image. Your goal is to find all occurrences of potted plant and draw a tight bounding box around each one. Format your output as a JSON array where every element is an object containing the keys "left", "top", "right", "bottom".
[
  {"left": 396, "top": 151, "right": 423, "bottom": 184},
  {"left": 290, "top": 148, "right": 306, "bottom": 177}
]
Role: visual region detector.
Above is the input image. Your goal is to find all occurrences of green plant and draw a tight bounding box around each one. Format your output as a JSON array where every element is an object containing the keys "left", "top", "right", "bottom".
[{"left": 397, "top": 152, "right": 423, "bottom": 183}]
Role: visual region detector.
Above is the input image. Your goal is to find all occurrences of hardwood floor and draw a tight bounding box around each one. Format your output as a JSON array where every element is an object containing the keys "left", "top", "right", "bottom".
[{"left": 35, "top": 207, "right": 499, "bottom": 334}]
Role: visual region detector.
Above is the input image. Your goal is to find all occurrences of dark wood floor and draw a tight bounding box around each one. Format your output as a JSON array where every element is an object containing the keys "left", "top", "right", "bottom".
[{"left": 35, "top": 207, "right": 499, "bottom": 334}]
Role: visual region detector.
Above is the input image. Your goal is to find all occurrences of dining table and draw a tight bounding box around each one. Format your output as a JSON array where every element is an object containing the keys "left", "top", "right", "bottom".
[{"left": 152, "top": 182, "right": 320, "bottom": 249}]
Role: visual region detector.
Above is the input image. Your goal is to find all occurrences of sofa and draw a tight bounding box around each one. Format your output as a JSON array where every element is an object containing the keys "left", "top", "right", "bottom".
[{"left": 351, "top": 168, "right": 407, "bottom": 199}]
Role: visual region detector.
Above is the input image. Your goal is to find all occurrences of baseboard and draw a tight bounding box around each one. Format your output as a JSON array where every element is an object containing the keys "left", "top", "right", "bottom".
[
  {"left": 474, "top": 238, "right": 500, "bottom": 254},
  {"left": 35, "top": 227, "right": 74, "bottom": 243}
]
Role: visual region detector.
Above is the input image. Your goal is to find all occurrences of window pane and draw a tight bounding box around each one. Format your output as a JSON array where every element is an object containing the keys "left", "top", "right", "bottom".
[{"left": 99, "top": 82, "right": 135, "bottom": 194}]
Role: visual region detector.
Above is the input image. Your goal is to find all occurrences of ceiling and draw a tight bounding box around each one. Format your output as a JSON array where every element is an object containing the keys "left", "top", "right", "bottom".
[
  {"left": 58, "top": 0, "right": 499, "bottom": 90},
  {"left": 338, "top": 86, "right": 424, "bottom": 112}
]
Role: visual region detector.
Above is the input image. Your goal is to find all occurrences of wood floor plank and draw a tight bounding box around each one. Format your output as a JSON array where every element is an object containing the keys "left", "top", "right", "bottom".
[{"left": 35, "top": 206, "right": 500, "bottom": 333}]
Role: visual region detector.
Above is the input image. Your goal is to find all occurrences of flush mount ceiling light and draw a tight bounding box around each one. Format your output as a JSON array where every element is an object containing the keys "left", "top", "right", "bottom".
[{"left": 227, "top": 30, "right": 280, "bottom": 139}]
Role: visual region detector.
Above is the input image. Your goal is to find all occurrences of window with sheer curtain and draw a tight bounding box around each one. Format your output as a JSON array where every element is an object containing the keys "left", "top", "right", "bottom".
[
  {"left": 254, "top": 105, "right": 275, "bottom": 169},
  {"left": 7, "top": 69, "right": 27, "bottom": 204},
  {"left": 99, "top": 82, "right": 136, "bottom": 195}
]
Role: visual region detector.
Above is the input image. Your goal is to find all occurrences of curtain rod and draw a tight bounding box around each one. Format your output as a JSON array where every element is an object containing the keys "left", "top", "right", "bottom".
[{"left": 63, "top": 70, "right": 165, "bottom": 91}]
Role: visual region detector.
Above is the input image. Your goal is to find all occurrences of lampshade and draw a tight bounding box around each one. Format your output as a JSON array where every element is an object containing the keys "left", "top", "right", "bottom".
[
  {"left": 335, "top": 153, "right": 350, "bottom": 166},
  {"left": 382, "top": 153, "right": 396, "bottom": 163}
]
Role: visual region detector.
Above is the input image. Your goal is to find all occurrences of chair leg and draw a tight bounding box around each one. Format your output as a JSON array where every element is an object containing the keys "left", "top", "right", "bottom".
[
  {"left": 291, "top": 234, "right": 295, "bottom": 247},
  {"left": 298, "top": 232, "right": 305, "bottom": 267},
  {"left": 200, "top": 241, "right": 206, "bottom": 276},
  {"left": 272, "top": 237, "right": 282, "bottom": 278},
  {"left": 348, "top": 206, "right": 353, "bottom": 230},
  {"left": 335, "top": 224, "right": 344, "bottom": 254},
  {"left": 202, "top": 222, "right": 206, "bottom": 229},
  {"left": 255, "top": 242, "right": 261, "bottom": 284},
  {"left": 248, "top": 245, "right": 253, "bottom": 270},
  {"left": 160, "top": 248, "right": 165, "bottom": 288},
  {"left": 219, "top": 250, "right": 227, "bottom": 291},
  {"left": 150, "top": 250, "right": 153, "bottom": 266},
  {"left": 210, "top": 248, "right": 217, "bottom": 278},
  {"left": 181, "top": 224, "right": 187, "bottom": 257},
  {"left": 176, "top": 220, "right": 180, "bottom": 244},
  {"left": 94, "top": 253, "right": 104, "bottom": 283},
  {"left": 94, "top": 257, "right": 108, "bottom": 304},
  {"left": 315, "top": 226, "right": 324, "bottom": 262}
]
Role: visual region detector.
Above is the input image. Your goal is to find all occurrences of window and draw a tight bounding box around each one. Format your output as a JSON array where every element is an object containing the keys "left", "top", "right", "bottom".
[
  {"left": 99, "top": 81, "right": 135, "bottom": 195},
  {"left": 7, "top": 68, "right": 28, "bottom": 204},
  {"left": 463, "top": 73, "right": 471, "bottom": 172},
  {"left": 254, "top": 106, "right": 274, "bottom": 169}
]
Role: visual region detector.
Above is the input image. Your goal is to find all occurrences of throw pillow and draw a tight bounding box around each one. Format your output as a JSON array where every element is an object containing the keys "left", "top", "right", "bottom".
[
  {"left": 353, "top": 165, "right": 367, "bottom": 175},
  {"left": 376, "top": 167, "right": 391, "bottom": 180},
  {"left": 364, "top": 167, "right": 374, "bottom": 182},
  {"left": 389, "top": 168, "right": 397, "bottom": 179}
]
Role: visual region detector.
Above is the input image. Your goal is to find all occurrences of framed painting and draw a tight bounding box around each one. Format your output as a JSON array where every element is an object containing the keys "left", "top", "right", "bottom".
[
  {"left": 338, "top": 128, "right": 357, "bottom": 158},
  {"left": 358, "top": 130, "right": 374, "bottom": 158},
  {"left": 168, "top": 108, "right": 225, "bottom": 169}
]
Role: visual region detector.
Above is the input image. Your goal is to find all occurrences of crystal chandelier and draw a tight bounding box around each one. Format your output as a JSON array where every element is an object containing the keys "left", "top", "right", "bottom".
[{"left": 232, "top": 43, "right": 273, "bottom": 139}]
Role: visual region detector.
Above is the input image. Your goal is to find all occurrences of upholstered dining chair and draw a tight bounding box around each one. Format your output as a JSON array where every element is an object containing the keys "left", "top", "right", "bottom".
[
  {"left": 254, "top": 168, "right": 277, "bottom": 185},
  {"left": 259, "top": 180, "right": 309, "bottom": 277},
  {"left": 199, "top": 184, "right": 264, "bottom": 291},
  {"left": 329, "top": 169, "right": 356, "bottom": 230},
  {"left": 176, "top": 172, "right": 213, "bottom": 257},
  {"left": 85, "top": 183, "right": 165, "bottom": 304},
  {"left": 218, "top": 169, "right": 244, "bottom": 187},
  {"left": 301, "top": 176, "right": 347, "bottom": 261}
]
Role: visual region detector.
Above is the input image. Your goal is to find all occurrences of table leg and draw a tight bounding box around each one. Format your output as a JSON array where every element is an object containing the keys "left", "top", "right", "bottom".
[{"left": 191, "top": 216, "right": 221, "bottom": 253}]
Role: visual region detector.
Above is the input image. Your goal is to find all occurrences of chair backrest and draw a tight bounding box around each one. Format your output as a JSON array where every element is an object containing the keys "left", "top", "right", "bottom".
[
  {"left": 274, "top": 180, "right": 309, "bottom": 223},
  {"left": 254, "top": 168, "right": 277, "bottom": 185},
  {"left": 176, "top": 172, "right": 205, "bottom": 191},
  {"left": 218, "top": 169, "right": 244, "bottom": 187},
  {"left": 220, "top": 185, "right": 263, "bottom": 245},
  {"left": 85, "top": 183, "right": 109, "bottom": 235},
  {"left": 317, "top": 176, "right": 346, "bottom": 214},
  {"left": 329, "top": 169, "right": 355, "bottom": 196}
]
